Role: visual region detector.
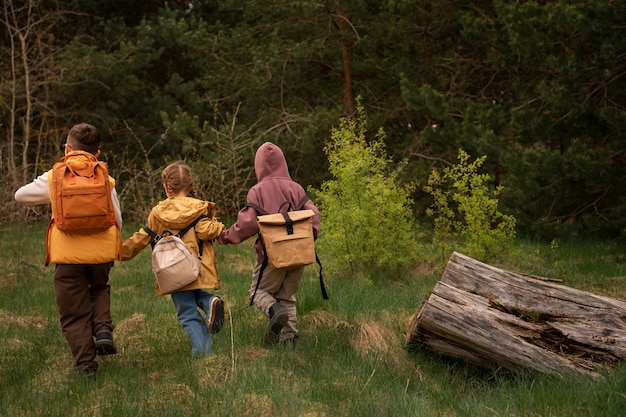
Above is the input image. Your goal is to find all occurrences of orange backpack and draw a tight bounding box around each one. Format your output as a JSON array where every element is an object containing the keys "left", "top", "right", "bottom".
[{"left": 49, "top": 152, "right": 117, "bottom": 234}]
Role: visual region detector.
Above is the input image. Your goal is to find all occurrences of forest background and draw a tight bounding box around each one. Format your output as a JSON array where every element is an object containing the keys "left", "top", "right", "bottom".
[{"left": 2, "top": 0, "right": 625, "bottom": 242}]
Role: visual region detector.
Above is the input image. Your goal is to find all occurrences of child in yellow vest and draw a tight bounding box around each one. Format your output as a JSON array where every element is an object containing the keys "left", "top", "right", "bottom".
[{"left": 14, "top": 123, "right": 122, "bottom": 380}]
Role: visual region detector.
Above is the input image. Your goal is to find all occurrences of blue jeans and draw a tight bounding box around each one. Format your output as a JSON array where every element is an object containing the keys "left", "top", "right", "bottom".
[{"left": 170, "top": 289, "right": 217, "bottom": 356}]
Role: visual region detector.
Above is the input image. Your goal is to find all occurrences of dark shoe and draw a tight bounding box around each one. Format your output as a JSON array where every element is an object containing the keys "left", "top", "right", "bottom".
[
  {"left": 95, "top": 331, "right": 117, "bottom": 356},
  {"left": 264, "top": 303, "right": 288, "bottom": 346},
  {"left": 207, "top": 296, "right": 225, "bottom": 334}
]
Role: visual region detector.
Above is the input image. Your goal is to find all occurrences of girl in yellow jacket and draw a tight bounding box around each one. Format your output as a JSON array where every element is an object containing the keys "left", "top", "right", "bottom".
[{"left": 122, "top": 162, "right": 225, "bottom": 356}]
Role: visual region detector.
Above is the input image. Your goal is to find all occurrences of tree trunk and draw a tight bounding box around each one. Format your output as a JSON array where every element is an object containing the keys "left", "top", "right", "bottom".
[{"left": 406, "top": 252, "right": 626, "bottom": 377}]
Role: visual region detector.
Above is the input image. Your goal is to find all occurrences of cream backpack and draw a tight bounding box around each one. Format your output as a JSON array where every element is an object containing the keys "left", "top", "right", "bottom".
[{"left": 143, "top": 215, "right": 207, "bottom": 294}]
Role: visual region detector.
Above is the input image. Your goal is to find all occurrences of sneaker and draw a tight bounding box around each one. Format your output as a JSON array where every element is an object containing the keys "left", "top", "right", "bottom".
[
  {"left": 207, "top": 296, "right": 225, "bottom": 334},
  {"left": 95, "top": 331, "right": 117, "bottom": 356},
  {"left": 264, "top": 303, "right": 288, "bottom": 346}
]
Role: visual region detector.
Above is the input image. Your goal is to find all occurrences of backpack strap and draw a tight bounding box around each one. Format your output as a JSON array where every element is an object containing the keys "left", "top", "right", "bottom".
[
  {"left": 278, "top": 201, "right": 292, "bottom": 213},
  {"left": 249, "top": 253, "right": 269, "bottom": 306},
  {"left": 295, "top": 195, "right": 309, "bottom": 210},
  {"left": 293, "top": 195, "right": 327, "bottom": 300},
  {"left": 245, "top": 202, "right": 267, "bottom": 215},
  {"left": 175, "top": 214, "right": 208, "bottom": 238},
  {"left": 143, "top": 226, "right": 158, "bottom": 246},
  {"left": 178, "top": 214, "right": 208, "bottom": 260},
  {"left": 143, "top": 214, "right": 208, "bottom": 255},
  {"left": 142, "top": 226, "right": 164, "bottom": 250},
  {"left": 245, "top": 202, "right": 268, "bottom": 305},
  {"left": 316, "top": 253, "right": 328, "bottom": 300}
]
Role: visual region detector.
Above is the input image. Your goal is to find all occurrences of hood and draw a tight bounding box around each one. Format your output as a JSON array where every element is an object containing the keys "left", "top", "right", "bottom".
[
  {"left": 65, "top": 151, "right": 100, "bottom": 176},
  {"left": 254, "top": 142, "right": 291, "bottom": 182},
  {"left": 152, "top": 197, "right": 210, "bottom": 230}
]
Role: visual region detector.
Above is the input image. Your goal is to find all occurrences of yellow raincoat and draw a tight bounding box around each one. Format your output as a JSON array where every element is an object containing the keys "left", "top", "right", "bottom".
[{"left": 122, "top": 197, "right": 225, "bottom": 296}]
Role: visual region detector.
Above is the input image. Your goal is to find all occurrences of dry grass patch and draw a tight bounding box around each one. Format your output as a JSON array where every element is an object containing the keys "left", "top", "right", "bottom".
[
  {"left": 303, "top": 308, "right": 411, "bottom": 370},
  {"left": 6, "top": 337, "right": 34, "bottom": 351},
  {"left": 144, "top": 382, "right": 196, "bottom": 414},
  {"left": 331, "top": 370, "right": 362, "bottom": 390},
  {"left": 0, "top": 309, "right": 48, "bottom": 329},
  {"left": 349, "top": 318, "right": 412, "bottom": 372},
  {"left": 299, "top": 408, "right": 330, "bottom": 417},
  {"left": 0, "top": 270, "right": 18, "bottom": 290},
  {"left": 31, "top": 349, "right": 73, "bottom": 389},
  {"left": 75, "top": 404, "right": 101, "bottom": 417},
  {"left": 236, "top": 345, "right": 268, "bottom": 365},
  {"left": 350, "top": 319, "right": 396, "bottom": 356},
  {"left": 114, "top": 312, "right": 149, "bottom": 355},
  {"left": 197, "top": 353, "right": 231, "bottom": 385},
  {"left": 302, "top": 308, "right": 348, "bottom": 328},
  {"left": 243, "top": 393, "right": 274, "bottom": 417},
  {"left": 115, "top": 312, "right": 147, "bottom": 335}
]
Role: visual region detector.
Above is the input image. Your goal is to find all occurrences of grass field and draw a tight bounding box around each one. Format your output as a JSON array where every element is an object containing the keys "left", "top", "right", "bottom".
[{"left": 1, "top": 221, "right": 625, "bottom": 416}]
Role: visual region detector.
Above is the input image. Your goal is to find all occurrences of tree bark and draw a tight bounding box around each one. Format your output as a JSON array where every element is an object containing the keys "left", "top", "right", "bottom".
[{"left": 406, "top": 252, "right": 626, "bottom": 377}]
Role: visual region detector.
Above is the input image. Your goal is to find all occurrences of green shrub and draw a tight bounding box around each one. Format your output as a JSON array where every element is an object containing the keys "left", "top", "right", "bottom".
[
  {"left": 424, "top": 149, "right": 516, "bottom": 262},
  {"left": 312, "top": 106, "right": 420, "bottom": 279}
]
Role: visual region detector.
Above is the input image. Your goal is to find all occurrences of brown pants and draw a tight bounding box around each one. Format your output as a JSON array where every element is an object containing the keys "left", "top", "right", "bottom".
[{"left": 54, "top": 262, "right": 114, "bottom": 371}]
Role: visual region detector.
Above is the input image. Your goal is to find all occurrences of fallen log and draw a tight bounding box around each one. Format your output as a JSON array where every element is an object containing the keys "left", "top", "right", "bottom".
[{"left": 406, "top": 252, "right": 626, "bottom": 377}]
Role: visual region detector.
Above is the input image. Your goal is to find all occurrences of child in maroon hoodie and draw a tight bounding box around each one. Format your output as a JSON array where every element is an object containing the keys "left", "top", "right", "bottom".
[{"left": 219, "top": 142, "right": 320, "bottom": 347}]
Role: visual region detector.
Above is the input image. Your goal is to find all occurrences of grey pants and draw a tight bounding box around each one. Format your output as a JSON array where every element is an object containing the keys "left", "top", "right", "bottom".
[{"left": 249, "top": 263, "right": 304, "bottom": 340}]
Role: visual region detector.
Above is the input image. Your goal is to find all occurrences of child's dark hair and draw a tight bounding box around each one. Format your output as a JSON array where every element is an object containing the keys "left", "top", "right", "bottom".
[
  {"left": 162, "top": 162, "right": 198, "bottom": 198},
  {"left": 67, "top": 123, "right": 101, "bottom": 155}
]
